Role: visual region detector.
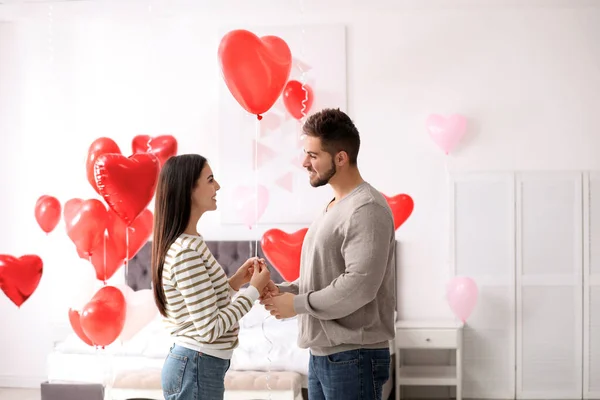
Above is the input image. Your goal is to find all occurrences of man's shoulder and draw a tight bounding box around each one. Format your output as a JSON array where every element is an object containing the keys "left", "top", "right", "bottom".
[{"left": 347, "top": 183, "right": 391, "bottom": 212}]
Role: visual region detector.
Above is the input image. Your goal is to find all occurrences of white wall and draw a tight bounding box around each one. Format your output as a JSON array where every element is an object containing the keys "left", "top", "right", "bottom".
[{"left": 1, "top": 0, "right": 600, "bottom": 387}]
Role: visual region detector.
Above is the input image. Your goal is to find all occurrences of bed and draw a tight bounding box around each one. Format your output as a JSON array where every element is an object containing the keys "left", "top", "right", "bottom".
[{"left": 46, "top": 240, "right": 396, "bottom": 400}]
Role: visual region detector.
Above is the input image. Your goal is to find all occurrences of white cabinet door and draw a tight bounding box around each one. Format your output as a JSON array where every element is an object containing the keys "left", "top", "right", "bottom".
[
  {"left": 450, "top": 172, "right": 515, "bottom": 399},
  {"left": 584, "top": 172, "right": 600, "bottom": 399},
  {"left": 516, "top": 172, "right": 583, "bottom": 399}
]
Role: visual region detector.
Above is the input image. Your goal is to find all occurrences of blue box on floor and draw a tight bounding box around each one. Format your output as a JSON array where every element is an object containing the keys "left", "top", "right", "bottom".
[{"left": 40, "top": 381, "right": 104, "bottom": 400}]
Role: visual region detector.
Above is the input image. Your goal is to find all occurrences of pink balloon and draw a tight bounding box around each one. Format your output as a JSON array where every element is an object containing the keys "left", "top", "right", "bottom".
[
  {"left": 233, "top": 185, "right": 269, "bottom": 229},
  {"left": 446, "top": 276, "right": 478, "bottom": 322},
  {"left": 426, "top": 114, "right": 467, "bottom": 155}
]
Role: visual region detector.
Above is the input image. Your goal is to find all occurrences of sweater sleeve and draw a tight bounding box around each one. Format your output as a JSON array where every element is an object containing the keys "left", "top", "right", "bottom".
[
  {"left": 172, "top": 248, "right": 259, "bottom": 342},
  {"left": 277, "top": 278, "right": 300, "bottom": 295},
  {"left": 293, "top": 203, "right": 394, "bottom": 320}
]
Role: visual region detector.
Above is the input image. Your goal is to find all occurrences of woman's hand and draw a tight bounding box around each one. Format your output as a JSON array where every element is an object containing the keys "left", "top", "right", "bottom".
[{"left": 229, "top": 257, "right": 266, "bottom": 291}]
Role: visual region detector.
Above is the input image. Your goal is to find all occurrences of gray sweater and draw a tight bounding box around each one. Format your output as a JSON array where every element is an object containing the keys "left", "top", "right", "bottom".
[{"left": 279, "top": 182, "right": 396, "bottom": 356}]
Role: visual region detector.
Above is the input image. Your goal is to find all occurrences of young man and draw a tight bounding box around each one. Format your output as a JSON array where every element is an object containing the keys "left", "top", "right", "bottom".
[{"left": 262, "top": 108, "right": 396, "bottom": 400}]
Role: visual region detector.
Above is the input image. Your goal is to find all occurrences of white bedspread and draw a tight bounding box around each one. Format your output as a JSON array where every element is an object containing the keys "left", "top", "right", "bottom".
[{"left": 50, "top": 303, "right": 309, "bottom": 383}]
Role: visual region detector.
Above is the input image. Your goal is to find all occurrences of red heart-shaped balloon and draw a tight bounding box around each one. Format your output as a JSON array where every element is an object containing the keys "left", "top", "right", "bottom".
[
  {"left": 109, "top": 208, "right": 153, "bottom": 261},
  {"left": 94, "top": 153, "right": 160, "bottom": 226},
  {"left": 382, "top": 193, "right": 414, "bottom": 230},
  {"left": 0, "top": 255, "right": 43, "bottom": 307},
  {"left": 283, "top": 80, "right": 314, "bottom": 120},
  {"left": 64, "top": 198, "right": 108, "bottom": 257},
  {"left": 218, "top": 30, "right": 292, "bottom": 117},
  {"left": 77, "top": 209, "right": 153, "bottom": 282},
  {"left": 68, "top": 308, "right": 93, "bottom": 346},
  {"left": 261, "top": 228, "right": 308, "bottom": 282},
  {"left": 86, "top": 137, "right": 121, "bottom": 195},
  {"left": 78, "top": 233, "right": 125, "bottom": 283},
  {"left": 131, "top": 135, "right": 177, "bottom": 167},
  {"left": 80, "top": 286, "right": 127, "bottom": 347}
]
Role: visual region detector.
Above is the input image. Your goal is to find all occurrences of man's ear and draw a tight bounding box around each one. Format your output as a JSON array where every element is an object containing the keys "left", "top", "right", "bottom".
[{"left": 335, "top": 151, "right": 349, "bottom": 166}]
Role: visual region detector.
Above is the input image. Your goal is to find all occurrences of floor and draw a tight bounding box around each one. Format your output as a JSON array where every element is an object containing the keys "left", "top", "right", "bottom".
[{"left": 0, "top": 388, "right": 40, "bottom": 400}]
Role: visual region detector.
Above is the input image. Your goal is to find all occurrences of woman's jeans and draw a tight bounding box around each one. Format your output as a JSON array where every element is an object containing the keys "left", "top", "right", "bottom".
[{"left": 161, "top": 344, "right": 231, "bottom": 400}]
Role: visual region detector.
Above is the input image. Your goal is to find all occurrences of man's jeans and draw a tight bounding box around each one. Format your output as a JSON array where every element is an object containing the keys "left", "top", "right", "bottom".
[{"left": 308, "top": 348, "right": 391, "bottom": 400}]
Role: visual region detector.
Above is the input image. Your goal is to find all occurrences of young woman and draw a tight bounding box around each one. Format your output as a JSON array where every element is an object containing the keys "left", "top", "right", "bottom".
[{"left": 151, "top": 154, "right": 271, "bottom": 400}]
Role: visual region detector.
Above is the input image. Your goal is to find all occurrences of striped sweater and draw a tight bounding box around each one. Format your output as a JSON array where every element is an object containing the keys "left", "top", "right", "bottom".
[{"left": 162, "top": 233, "right": 259, "bottom": 359}]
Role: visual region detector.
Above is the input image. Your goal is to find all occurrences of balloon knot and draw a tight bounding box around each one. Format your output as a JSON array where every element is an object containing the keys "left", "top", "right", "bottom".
[{"left": 257, "top": 114, "right": 263, "bottom": 121}]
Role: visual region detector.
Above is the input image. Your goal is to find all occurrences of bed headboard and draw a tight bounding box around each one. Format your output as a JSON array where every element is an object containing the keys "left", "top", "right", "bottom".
[{"left": 125, "top": 240, "right": 285, "bottom": 291}]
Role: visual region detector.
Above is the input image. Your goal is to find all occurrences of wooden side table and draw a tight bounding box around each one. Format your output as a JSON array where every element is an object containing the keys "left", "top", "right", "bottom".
[{"left": 394, "top": 320, "right": 464, "bottom": 400}]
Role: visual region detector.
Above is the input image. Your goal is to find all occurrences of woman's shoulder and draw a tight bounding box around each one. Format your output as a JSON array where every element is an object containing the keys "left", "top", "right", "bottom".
[{"left": 170, "top": 233, "right": 207, "bottom": 256}]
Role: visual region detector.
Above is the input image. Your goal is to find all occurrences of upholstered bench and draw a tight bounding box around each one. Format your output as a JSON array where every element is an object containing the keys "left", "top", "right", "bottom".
[
  {"left": 225, "top": 370, "right": 303, "bottom": 400},
  {"left": 108, "top": 368, "right": 303, "bottom": 400}
]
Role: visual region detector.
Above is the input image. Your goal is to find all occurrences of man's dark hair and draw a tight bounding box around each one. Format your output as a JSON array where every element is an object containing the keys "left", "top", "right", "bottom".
[{"left": 302, "top": 108, "right": 360, "bottom": 165}]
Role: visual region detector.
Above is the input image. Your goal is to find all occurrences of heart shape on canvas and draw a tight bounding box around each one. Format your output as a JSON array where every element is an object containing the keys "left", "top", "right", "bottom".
[
  {"left": 0, "top": 255, "right": 43, "bottom": 307},
  {"left": 382, "top": 193, "right": 414, "bottom": 230},
  {"left": 94, "top": 153, "right": 160, "bottom": 226},
  {"left": 218, "top": 30, "right": 292, "bottom": 116},
  {"left": 261, "top": 228, "right": 308, "bottom": 282},
  {"left": 233, "top": 185, "right": 269, "bottom": 228},
  {"left": 131, "top": 135, "right": 178, "bottom": 167}
]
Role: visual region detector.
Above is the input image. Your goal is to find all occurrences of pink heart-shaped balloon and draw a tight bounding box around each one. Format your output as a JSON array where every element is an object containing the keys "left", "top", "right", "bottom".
[
  {"left": 425, "top": 114, "right": 467, "bottom": 155},
  {"left": 233, "top": 185, "right": 269, "bottom": 228}
]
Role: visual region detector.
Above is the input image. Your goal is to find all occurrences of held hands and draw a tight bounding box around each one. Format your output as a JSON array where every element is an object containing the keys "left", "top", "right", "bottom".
[
  {"left": 249, "top": 260, "right": 271, "bottom": 292},
  {"left": 229, "top": 257, "right": 267, "bottom": 291},
  {"left": 259, "top": 280, "right": 280, "bottom": 301},
  {"left": 258, "top": 280, "right": 296, "bottom": 319},
  {"left": 262, "top": 292, "right": 297, "bottom": 320},
  {"left": 231, "top": 259, "right": 295, "bottom": 318}
]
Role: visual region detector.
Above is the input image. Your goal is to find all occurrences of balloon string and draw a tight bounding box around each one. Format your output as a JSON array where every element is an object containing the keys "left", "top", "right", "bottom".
[
  {"left": 262, "top": 314, "right": 273, "bottom": 398},
  {"left": 444, "top": 157, "right": 452, "bottom": 276},
  {"left": 254, "top": 119, "right": 259, "bottom": 257},
  {"left": 125, "top": 227, "right": 130, "bottom": 283},
  {"left": 298, "top": 0, "right": 308, "bottom": 124},
  {"left": 103, "top": 232, "right": 107, "bottom": 285}
]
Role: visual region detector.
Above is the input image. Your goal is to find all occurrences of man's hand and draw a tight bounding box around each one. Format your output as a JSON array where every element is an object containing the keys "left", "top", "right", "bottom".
[
  {"left": 262, "top": 292, "right": 297, "bottom": 319},
  {"left": 259, "top": 280, "right": 280, "bottom": 303}
]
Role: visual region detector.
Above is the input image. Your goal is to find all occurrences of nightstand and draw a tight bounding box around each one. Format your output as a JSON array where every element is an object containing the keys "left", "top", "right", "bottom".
[{"left": 394, "top": 320, "right": 464, "bottom": 400}]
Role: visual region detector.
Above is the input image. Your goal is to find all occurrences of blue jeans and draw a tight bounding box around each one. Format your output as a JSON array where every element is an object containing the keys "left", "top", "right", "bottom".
[
  {"left": 308, "top": 348, "right": 391, "bottom": 400},
  {"left": 161, "top": 344, "right": 231, "bottom": 400}
]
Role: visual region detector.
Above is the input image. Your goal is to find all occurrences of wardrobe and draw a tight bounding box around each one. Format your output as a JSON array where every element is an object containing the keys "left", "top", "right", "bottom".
[{"left": 450, "top": 171, "right": 599, "bottom": 400}]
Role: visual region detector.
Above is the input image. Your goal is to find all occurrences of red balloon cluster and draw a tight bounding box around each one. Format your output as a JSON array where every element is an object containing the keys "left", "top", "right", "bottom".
[
  {"left": 218, "top": 29, "right": 319, "bottom": 121},
  {"left": 3, "top": 134, "right": 177, "bottom": 343},
  {"left": 60, "top": 135, "right": 174, "bottom": 273}
]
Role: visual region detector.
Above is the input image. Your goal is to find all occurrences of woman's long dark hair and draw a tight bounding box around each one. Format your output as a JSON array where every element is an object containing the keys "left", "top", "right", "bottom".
[{"left": 152, "top": 154, "right": 207, "bottom": 317}]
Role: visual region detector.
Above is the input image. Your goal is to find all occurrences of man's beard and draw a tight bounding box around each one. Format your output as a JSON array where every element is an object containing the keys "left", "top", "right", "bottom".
[{"left": 309, "top": 160, "right": 336, "bottom": 187}]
